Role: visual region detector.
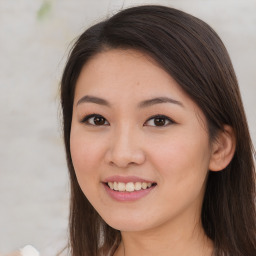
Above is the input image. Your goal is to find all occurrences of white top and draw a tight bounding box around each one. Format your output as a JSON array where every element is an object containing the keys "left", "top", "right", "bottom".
[{"left": 20, "top": 246, "right": 39, "bottom": 256}]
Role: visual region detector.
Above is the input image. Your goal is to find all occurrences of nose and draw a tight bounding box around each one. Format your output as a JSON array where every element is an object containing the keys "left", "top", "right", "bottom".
[{"left": 104, "top": 125, "right": 146, "bottom": 168}]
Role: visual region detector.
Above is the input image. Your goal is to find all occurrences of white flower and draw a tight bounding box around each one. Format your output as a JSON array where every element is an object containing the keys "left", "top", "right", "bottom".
[{"left": 20, "top": 246, "right": 39, "bottom": 256}]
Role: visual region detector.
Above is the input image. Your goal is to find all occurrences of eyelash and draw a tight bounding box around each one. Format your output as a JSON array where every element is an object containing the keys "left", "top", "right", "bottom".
[
  {"left": 144, "top": 114, "right": 175, "bottom": 127},
  {"left": 81, "top": 114, "right": 109, "bottom": 126},
  {"left": 81, "top": 114, "right": 175, "bottom": 127}
]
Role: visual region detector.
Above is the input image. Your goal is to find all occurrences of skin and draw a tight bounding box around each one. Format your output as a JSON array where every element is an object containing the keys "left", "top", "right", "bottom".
[{"left": 70, "top": 49, "right": 216, "bottom": 256}]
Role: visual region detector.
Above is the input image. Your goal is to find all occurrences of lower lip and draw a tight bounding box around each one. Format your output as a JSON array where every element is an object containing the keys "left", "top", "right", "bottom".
[{"left": 103, "top": 183, "right": 156, "bottom": 202}]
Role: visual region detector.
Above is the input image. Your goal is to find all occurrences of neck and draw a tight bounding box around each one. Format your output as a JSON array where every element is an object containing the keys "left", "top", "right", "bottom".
[{"left": 114, "top": 216, "right": 213, "bottom": 256}]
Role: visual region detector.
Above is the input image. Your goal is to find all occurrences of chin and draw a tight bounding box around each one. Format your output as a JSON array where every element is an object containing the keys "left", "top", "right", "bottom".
[
  {"left": 101, "top": 213, "right": 156, "bottom": 232},
  {"left": 107, "top": 221, "right": 149, "bottom": 232}
]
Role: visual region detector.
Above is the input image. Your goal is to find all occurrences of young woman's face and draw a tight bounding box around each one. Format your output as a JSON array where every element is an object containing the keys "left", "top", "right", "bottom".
[{"left": 70, "top": 49, "right": 213, "bottom": 232}]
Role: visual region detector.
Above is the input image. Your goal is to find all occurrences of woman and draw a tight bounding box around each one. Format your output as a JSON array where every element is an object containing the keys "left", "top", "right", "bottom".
[{"left": 60, "top": 5, "right": 256, "bottom": 256}]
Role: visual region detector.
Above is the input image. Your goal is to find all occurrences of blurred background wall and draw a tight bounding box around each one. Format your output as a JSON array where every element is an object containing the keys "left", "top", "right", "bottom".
[{"left": 0, "top": 0, "right": 255, "bottom": 254}]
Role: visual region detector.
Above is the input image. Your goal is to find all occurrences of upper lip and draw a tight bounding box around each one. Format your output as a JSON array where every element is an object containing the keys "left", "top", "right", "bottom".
[{"left": 103, "top": 175, "right": 156, "bottom": 184}]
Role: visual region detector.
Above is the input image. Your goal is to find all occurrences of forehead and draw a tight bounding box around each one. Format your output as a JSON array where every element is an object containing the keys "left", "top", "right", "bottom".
[{"left": 74, "top": 49, "right": 188, "bottom": 103}]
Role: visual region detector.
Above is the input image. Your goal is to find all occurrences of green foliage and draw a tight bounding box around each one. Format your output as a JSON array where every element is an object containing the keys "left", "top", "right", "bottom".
[{"left": 37, "top": 1, "right": 52, "bottom": 20}]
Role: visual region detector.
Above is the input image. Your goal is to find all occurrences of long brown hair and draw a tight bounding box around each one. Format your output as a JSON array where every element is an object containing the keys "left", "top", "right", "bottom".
[{"left": 60, "top": 5, "right": 256, "bottom": 256}]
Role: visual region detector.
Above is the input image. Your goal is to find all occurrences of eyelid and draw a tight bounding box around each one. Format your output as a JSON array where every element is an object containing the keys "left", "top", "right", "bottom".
[
  {"left": 80, "top": 114, "right": 109, "bottom": 126},
  {"left": 144, "top": 114, "right": 175, "bottom": 127}
]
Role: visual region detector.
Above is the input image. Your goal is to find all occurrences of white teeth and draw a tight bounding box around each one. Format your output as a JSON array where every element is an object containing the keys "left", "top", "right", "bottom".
[
  {"left": 141, "top": 182, "right": 147, "bottom": 189},
  {"left": 114, "top": 182, "right": 118, "bottom": 190},
  {"left": 135, "top": 182, "right": 142, "bottom": 191},
  {"left": 118, "top": 182, "right": 126, "bottom": 191},
  {"left": 126, "top": 182, "right": 135, "bottom": 192},
  {"left": 109, "top": 182, "right": 114, "bottom": 190},
  {"left": 107, "top": 181, "right": 154, "bottom": 192}
]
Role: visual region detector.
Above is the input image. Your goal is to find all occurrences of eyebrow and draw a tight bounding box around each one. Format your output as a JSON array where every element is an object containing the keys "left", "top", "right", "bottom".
[
  {"left": 76, "top": 95, "right": 110, "bottom": 107},
  {"left": 138, "top": 96, "right": 184, "bottom": 108},
  {"left": 76, "top": 95, "right": 183, "bottom": 108}
]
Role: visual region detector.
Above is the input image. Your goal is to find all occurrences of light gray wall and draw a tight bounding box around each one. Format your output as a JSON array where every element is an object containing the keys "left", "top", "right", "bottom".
[{"left": 0, "top": 0, "right": 255, "bottom": 254}]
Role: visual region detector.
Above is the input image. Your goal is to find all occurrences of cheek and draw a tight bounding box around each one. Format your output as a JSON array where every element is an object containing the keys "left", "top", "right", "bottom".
[
  {"left": 150, "top": 131, "right": 211, "bottom": 190},
  {"left": 70, "top": 130, "right": 108, "bottom": 211},
  {"left": 70, "top": 128, "right": 104, "bottom": 187},
  {"left": 149, "top": 136, "right": 210, "bottom": 219}
]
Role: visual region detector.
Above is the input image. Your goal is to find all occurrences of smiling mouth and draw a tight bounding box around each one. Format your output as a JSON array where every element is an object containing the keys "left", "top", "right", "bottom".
[{"left": 106, "top": 181, "right": 157, "bottom": 192}]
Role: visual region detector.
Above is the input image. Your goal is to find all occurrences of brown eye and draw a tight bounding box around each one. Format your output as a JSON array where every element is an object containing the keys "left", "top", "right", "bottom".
[
  {"left": 93, "top": 116, "right": 106, "bottom": 125},
  {"left": 154, "top": 117, "right": 166, "bottom": 126},
  {"left": 144, "top": 115, "right": 174, "bottom": 127},
  {"left": 82, "top": 114, "right": 109, "bottom": 126}
]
